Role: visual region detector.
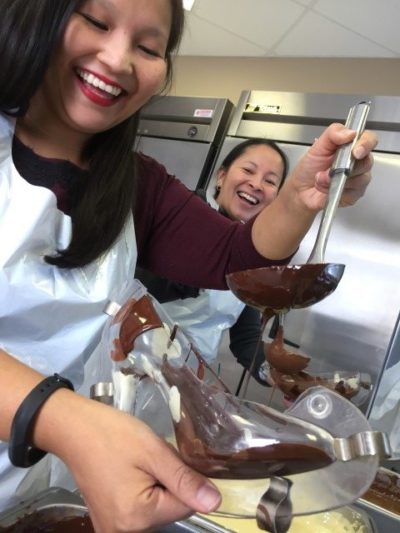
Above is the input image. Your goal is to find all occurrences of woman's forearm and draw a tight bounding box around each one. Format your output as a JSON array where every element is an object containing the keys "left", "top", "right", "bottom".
[{"left": 0, "top": 350, "right": 45, "bottom": 441}]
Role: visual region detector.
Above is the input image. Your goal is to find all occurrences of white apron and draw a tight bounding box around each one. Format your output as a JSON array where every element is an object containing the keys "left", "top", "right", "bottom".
[
  {"left": 161, "top": 289, "right": 245, "bottom": 364},
  {"left": 0, "top": 114, "right": 137, "bottom": 510}
]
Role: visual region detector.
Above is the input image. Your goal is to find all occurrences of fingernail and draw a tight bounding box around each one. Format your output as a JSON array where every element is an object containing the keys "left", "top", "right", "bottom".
[
  {"left": 353, "top": 145, "right": 366, "bottom": 159},
  {"left": 196, "top": 483, "right": 221, "bottom": 511},
  {"left": 340, "top": 127, "right": 354, "bottom": 137}
]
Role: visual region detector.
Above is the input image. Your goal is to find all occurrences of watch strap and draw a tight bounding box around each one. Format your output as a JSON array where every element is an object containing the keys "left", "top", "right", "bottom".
[{"left": 8, "top": 373, "right": 74, "bottom": 468}]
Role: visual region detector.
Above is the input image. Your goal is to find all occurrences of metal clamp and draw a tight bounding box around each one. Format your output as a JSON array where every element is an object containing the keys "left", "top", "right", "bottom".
[
  {"left": 333, "top": 431, "right": 392, "bottom": 462},
  {"left": 257, "top": 477, "right": 293, "bottom": 533}
]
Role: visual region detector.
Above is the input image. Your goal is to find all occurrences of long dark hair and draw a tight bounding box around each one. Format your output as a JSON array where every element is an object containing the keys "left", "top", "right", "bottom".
[
  {"left": 0, "top": 0, "right": 185, "bottom": 268},
  {"left": 215, "top": 138, "right": 289, "bottom": 199}
]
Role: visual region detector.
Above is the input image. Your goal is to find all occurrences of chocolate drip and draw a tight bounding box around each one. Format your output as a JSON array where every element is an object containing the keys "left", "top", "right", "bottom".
[
  {"left": 265, "top": 326, "right": 310, "bottom": 373},
  {"left": 226, "top": 266, "right": 363, "bottom": 402}
]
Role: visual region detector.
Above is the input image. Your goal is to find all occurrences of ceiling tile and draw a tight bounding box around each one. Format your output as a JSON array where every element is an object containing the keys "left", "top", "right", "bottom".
[
  {"left": 178, "top": 0, "right": 399, "bottom": 58},
  {"left": 274, "top": 11, "right": 398, "bottom": 57},
  {"left": 188, "top": 0, "right": 306, "bottom": 50},
  {"left": 179, "top": 14, "right": 266, "bottom": 56},
  {"left": 313, "top": 0, "right": 400, "bottom": 53}
]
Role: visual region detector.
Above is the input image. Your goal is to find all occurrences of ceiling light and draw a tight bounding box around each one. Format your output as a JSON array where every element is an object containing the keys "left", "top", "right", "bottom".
[{"left": 183, "top": 0, "right": 195, "bottom": 11}]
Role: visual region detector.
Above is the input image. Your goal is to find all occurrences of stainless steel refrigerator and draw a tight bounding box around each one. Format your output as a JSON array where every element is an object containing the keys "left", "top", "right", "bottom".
[{"left": 135, "top": 95, "right": 234, "bottom": 190}]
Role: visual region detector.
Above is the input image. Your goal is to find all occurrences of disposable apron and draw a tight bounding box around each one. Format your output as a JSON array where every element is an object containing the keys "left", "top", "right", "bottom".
[
  {"left": 0, "top": 114, "right": 137, "bottom": 510},
  {"left": 161, "top": 288, "right": 245, "bottom": 365}
]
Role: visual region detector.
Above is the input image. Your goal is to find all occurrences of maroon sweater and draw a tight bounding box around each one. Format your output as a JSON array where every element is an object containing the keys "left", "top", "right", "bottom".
[{"left": 12, "top": 137, "right": 289, "bottom": 289}]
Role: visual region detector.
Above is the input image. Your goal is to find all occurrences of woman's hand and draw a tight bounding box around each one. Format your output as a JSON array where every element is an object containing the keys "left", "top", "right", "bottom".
[
  {"left": 37, "top": 391, "right": 221, "bottom": 533},
  {"left": 287, "top": 123, "right": 378, "bottom": 212},
  {"left": 251, "top": 124, "right": 377, "bottom": 260}
]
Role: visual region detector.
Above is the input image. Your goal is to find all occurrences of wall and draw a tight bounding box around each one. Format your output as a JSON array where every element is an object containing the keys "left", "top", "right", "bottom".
[{"left": 171, "top": 57, "right": 400, "bottom": 104}]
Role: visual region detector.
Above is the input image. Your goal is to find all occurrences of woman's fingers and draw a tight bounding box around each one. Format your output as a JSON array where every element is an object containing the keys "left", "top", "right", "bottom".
[
  {"left": 310, "top": 124, "right": 377, "bottom": 160},
  {"left": 63, "top": 401, "right": 222, "bottom": 532},
  {"left": 144, "top": 441, "right": 221, "bottom": 516},
  {"left": 352, "top": 129, "right": 378, "bottom": 159}
]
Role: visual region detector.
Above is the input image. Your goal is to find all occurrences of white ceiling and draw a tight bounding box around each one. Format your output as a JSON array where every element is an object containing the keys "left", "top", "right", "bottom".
[{"left": 179, "top": 0, "right": 400, "bottom": 58}]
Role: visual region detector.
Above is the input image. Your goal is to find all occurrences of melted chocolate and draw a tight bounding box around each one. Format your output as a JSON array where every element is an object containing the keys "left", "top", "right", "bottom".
[
  {"left": 109, "top": 295, "right": 332, "bottom": 481},
  {"left": 0, "top": 514, "right": 94, "bottom": 532},
  {"left": 226, "top": 265, "right": 362, "bottom": 403},
  {"left": 161, "top": 358, "right": 332, "bottom": 480},
  {"left": 111, "top": 296, "right": 163, "bottom": 361},
  {"left": 363, "top": 468, "right": 400, "bottom": 515},
  {"left": 270, "top": 368, "right": 358, "bottom": 401},
  {"left": 226, "top": 263, "right": 344, "bottom": 313},
  {"left": 265, "top": 326, "right": 310, "bottom": 373}
]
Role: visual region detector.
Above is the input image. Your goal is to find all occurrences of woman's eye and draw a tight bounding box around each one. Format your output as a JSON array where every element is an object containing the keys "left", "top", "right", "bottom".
[
  {"left": 79, "top": 12, "right": 108, "bottom": 31},
  {"left": 138, "top": 45, "right": 161, "bottom": 58}
]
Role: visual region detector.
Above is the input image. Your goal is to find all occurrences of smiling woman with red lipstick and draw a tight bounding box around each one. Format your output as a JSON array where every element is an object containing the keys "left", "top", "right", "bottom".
[{"left": 0, "top": 0, "right": 377, "bottom": 531}]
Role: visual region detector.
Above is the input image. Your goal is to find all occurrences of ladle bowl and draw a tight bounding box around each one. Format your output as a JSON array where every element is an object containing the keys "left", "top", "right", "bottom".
[{"left": 226, "top": 263, "right": 345, "bottom": 313}]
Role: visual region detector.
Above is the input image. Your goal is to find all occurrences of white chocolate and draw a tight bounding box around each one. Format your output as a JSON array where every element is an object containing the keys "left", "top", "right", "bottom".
[
  {"left": 151, "top": 323, "right": 182, "bottom": 360},
  {"left": 169, "top": 386, "right": 181, "bottom": 423}
]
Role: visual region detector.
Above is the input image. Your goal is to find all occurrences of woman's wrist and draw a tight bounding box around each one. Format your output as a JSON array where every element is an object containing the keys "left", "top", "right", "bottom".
[
  {"left": 9, "top": 374, "right": 75, "bottom": 467},
  {"left": 31, "top": 387, "right": 92, "bottom": 460}
]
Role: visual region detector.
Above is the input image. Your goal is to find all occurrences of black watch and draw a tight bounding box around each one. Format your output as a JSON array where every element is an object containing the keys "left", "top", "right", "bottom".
[{"left": 8, "top": 373, "right": 74, "bottom": 468}]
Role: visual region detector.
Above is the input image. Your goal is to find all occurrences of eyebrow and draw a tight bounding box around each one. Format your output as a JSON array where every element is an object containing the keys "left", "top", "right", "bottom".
[{"left": 242, "top": 159, "right": 257, "bottom": 168}]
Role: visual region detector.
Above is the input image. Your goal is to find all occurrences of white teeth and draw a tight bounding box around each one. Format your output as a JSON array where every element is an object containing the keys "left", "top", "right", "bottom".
[
  {"left": 77, "top": 69, "right": 122, "bottom": 97},
  {"left": 238, "top": 191, "right": 259, "bottom": 205}
]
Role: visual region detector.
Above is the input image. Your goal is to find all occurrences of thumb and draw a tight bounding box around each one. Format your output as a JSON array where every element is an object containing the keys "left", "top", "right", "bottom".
[
  {"left": 315, "top": 169, "right": 331, "bottom": 192},
  {"left": 150, "top": 443, "right": 222, "bottom": 514}
]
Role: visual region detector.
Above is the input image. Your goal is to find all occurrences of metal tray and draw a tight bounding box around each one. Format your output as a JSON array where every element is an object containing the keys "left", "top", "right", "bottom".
[{"left": 0, "top": 488, "right": 233, "bottom": 532}]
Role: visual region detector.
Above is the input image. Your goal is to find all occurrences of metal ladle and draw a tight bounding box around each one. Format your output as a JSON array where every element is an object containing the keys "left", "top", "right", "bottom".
[
  {"left": 307, "top": 100, "right": 371, "bottom": 265},
  {"left": 226, "top": 101, "right": 371, "bottom": 315}
]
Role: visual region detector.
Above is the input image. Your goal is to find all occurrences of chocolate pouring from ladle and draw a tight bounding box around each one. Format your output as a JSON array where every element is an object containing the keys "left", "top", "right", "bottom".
[{"left": 227, "top": 102, "right": 371, "bottom": 402}]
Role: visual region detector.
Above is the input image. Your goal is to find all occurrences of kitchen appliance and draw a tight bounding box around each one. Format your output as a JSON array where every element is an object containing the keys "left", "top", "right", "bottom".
[
  {"left": 204, "top": 90, "right": 400, "bottom": 421},
  {"left": 135, "top": 95, "right": 234, "bottom": 190}
]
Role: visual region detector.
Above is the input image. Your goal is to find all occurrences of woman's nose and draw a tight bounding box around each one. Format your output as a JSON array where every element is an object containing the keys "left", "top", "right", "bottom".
[
  {"left": 97, "top": 34, "right": 134, "bottom": 74},
  {"left": 249, "top": 174, "right": 263, "bottom": 190}
]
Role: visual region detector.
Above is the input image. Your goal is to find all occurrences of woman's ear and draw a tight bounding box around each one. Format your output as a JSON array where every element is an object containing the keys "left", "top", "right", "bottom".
[{"left": 216, "top": 168, "right": 225, "bottom": 190}]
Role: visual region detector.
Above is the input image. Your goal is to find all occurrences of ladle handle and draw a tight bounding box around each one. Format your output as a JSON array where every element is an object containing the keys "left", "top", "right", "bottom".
[{"left": 307, "top": 101, "right": 371, "bottom": 264}]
